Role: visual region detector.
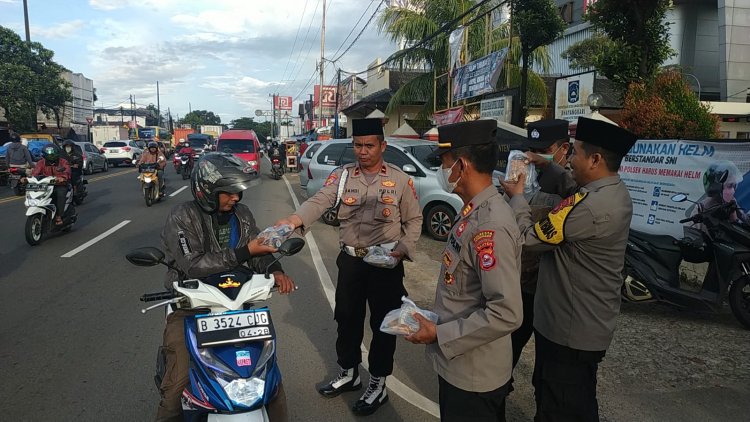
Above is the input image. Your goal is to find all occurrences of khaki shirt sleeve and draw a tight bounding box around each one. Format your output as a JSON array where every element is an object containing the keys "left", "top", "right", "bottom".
[
  {"left": 293, "top": 167, "right": 344, "bottom": 229},
  {"left": 394, "top": 176, "right": 423, "bottom": 260},
  {"left": 538, "top": 162, "right": 578, "bottom": 198},
  {"left": 510, "top": 193, "right": 598, "bottom": 253},
  {"left": 436, "top": 222, "right": 523, "bottom": 359}
]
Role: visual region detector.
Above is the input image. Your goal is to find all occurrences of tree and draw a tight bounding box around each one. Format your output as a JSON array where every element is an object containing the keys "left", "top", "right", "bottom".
[
  {"left": 145, "top": 103, "right": 160, "bottom": 126},
  {"left": 0, "top": 25, "right": 71, "bottom": 132},
  {"left": 565, "top": 0, "right": 673, "bottom": 93},
  {"left": 377, "top": 0, "right": 553, "bottom": 119},
  {"left": 620, "top": 70, "right": 719, "bottom": 140},
  {"left": 229, "top": 117, "right": 276, "bottom": 141},
  {"left": 179, "top": 109, "right": 221, "bottom": 129},
  {"left": 512, "top": 0, "right": 565, "bottom": 120},
  {"left": 560, "top": 35, "right": 615, "bottom": 71}
]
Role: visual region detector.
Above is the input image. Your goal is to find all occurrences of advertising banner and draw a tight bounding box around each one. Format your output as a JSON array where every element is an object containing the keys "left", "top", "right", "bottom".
[
  {"left": 274, "top": 96, "right": 293, "bottom": 111},
  {"left": 620, "top": 139, "right": 750, "bottom": 238},
  {"left": 449, "top": 26, "right": 465, "bottom": 73},
  {"left": 555, "top": 72, "right": 595, "bottom": 123},
  {"left": 453, "top": 48, "right": 508, "bottom": 101},
  {"left": 433, "top": 106, "right": 464, "bottom": 126},
  {"left": 314, "top": 85, "right": 337, "bottom": 108}
]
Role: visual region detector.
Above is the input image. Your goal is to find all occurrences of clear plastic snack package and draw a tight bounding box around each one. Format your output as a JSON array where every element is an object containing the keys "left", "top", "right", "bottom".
[
  {"left": 504, "top": 150, "right": 540, "bottom": 195},
  {"left": 380, "top": 296, "right": 439, "bottom": 336},
  {"left": 257, "top": 224, "right": 294, "bottom": 249},
  {"left": 363, "top": 245, "right": 398, "bottom": 269}
]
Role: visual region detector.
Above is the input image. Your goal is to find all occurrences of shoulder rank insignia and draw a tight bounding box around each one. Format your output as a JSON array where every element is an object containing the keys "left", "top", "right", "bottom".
[{"left": 534, "top": 191, "right": 588, "bottom": 245}]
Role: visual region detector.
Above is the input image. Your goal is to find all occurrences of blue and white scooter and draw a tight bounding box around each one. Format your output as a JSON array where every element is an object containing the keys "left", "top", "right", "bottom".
[{"left": 127, "top": 238, "right": 305, "bottom": 421}]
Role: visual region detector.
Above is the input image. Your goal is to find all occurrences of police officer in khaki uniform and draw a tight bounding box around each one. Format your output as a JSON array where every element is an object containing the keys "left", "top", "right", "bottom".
[
  {"left": 406, "top": 120, "right": 523, "bottom": 422},
  {"left": 501, "top": 117, "right": 637, "bottom": 422},
  {"left": 511, "top": 120, "right": 568, "bottom": 369},
  {"left": 276, "top": 118, "right": 422, "bottom": 416}
]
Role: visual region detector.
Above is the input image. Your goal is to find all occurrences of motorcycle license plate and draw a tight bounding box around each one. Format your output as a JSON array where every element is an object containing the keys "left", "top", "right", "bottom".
[
  {"left": 26, "top": 184, "right": 46, "bottom": 191},
  {"left": 195, "top": 309, "right": 274, "bottom": 347}
]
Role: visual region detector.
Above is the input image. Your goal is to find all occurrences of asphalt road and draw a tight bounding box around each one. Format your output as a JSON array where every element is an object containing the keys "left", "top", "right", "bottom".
[
  {"left": 0, "top": 164, "right": 439, "bottom": 421},
  {"left": 1, "top": 162, "right": 748, "bottom": 422}
]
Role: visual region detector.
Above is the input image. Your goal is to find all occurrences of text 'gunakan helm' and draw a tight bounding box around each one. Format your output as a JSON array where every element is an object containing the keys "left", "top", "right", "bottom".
[{"left": 191, "top": 152, "right": 259, "bottom": 213}]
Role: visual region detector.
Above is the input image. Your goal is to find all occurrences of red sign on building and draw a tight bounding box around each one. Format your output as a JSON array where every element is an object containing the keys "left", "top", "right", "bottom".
[
  {"left": 274, "top": 96, "right": 293, "bottom": 111},
  {"left": 314, "top": 85, "right": 337, "bottom": 108}
]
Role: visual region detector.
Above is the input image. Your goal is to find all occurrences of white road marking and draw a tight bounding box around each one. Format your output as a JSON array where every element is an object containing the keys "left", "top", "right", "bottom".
[
  {"left": 169, "top": 186, "right": 188, "bottom": 197},
  {"left": 61, "top": 220, "right": 131, "bottom": 258},
  {"left": 281, "top": 175, "right": 440, "bottom": 418}
]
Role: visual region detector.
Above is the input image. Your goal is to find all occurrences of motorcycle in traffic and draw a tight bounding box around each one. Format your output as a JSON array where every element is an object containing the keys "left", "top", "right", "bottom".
[
  {"left": 178, "top": 153, "right": 194, "bottom": 180},
  {"left": 8, "top": 165, "right": 29, "bottom": 196},
  {"left": 622, "top": 190, "right": 750, "bottom": 329},
  {"left": 138, "top": 162, "right": 163, "bottom": 207},
  {"left": 23, "top": 176, "right": 77, "bottom": 245},
  {"left": 126, "top": 237, "right": 305, "bottom": 421},
  {"left": 72, "top": 174, "right": 88, "bottom": 205},
  {"left": 271, "top": 157, "right": 283, "bottom": 180}
]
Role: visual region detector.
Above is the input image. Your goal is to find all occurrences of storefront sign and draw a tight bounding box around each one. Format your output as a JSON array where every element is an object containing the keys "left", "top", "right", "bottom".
[
  {"left": 555, "top": 72, "right": 595, "bottom": 123},
  {"left": 480, "top": 96, "right": 512, "bottom": 123}
]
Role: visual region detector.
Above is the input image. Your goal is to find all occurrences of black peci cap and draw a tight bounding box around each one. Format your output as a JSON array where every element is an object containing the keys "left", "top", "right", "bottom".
[
  {"left": 426, "top": 120, "right": 497, "bottom": 161},
  {"left": 352, "top": 118, "right": 384, "bottom": 137},
  {"left": 574, "top": 117, "right": 638, "bottom": 156},
  {"left": 526, "top": 119, "right": 569, "bottom": 149}
]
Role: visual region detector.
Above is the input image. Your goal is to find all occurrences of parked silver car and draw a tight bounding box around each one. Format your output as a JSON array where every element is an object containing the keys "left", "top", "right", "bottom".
[
  {"left": 299, "top": 141, "right": 324, "bottom": 190},
  {"left": 305, "top": 138, "right": 462, "bottom": 241},
  {"left": 76, "top": 142, "right": 108, "bottom": 174}
]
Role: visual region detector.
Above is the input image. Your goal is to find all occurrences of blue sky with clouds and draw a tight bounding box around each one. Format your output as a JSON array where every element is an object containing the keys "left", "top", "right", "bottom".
[{"left": 0, "top": 0, "right": 396, "bottom": 124}]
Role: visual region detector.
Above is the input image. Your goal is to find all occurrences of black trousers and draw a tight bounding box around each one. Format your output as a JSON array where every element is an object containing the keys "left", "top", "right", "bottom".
[
  {"left": 438, "top": 376, "right": 510, "bottom": 422},
  {"left": 532, "top": 331, "right": 605, "bottom": 422},
  {"left": 52, "top": 185, "right": 67, "bottom": 217},
  {"left": 511, "top": 290, "right": 536, "bottom": 368},
  {"left": 334, "top": 252, "right": 406, "bottom": 377}
]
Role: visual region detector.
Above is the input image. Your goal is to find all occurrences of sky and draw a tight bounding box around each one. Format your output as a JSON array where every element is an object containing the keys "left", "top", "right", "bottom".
[{"left": 0, "top": 0, "right": 397, "bottom": 124}]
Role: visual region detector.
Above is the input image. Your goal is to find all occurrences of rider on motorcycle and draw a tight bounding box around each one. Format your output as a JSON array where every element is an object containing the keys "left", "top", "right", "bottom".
[
  {"left": 62, "top": 140, "right": 84, "bottom": 188},
  {"left": 156, "top": 153, "right": 296, "bottom": 421},
  {"left": 6, "top": 135, "right": 34, "bottom": 175},
  {"left": 24, "top": 145, "right": 71, "bottom": 225},
  {"left": 137, "top": 141, "right": 167, "bottom": 196},
  {"left": 176, "top": 139, "right": 194, "bottom": 166},
  {"left": 269, "top": 141, "right": 284, "bottom": 174}
]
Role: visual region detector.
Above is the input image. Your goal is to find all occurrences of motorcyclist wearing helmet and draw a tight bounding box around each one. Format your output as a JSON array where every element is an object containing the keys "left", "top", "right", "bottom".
[
  {"left": 691, "top": 161, "right": 748, "bottom": 229},
  {"left": 269, "top": 141, "right": 284, "bottom": 172},
  {"left": 62, "top": 140, "right": 84, "bottom": 187},
  {"left": 176, "top": 139, "right": 195, "bottom": 166},
  {"left": 137, "top": 141, "right": 167, "bottom": 195},
  {"left": 26, "top": 145, "right": 71, "bottom": 225},
  {"left": 156, "top": 153, "right": 295, "bottom": 421},
  {"left": 6, "top": 135, "right": 34, "bottom": 176}
]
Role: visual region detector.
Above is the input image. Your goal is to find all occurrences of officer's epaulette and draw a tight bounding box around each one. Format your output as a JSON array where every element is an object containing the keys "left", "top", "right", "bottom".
[{"left": 385, "top": 162, "right": 406, "bottom": 174}]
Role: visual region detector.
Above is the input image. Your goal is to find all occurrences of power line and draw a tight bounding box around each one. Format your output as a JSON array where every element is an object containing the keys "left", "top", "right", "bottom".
[
  {"left": 286, "top": 0, "right": 322, "bottom": 88},
  {"left": 331, "top": 0, "right": 385, "bottom": 63},
  {"left": 294, "top": 69, "right": 319, "bottom": 101},
  {"left": 280, "top": 0, "right": 311, "bottom": 84},
  {"left": 340, "top": 0, "right": 499, "bottom": 76},
  {"left": 328, "top": 0, "right": 374, "bottom": 61}
]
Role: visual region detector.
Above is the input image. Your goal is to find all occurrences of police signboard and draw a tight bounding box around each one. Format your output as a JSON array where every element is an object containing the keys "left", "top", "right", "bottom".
[
  {"left": 554, "top": 71, "right": 595, "bottom": 123},
  {"left": 480, "top": 96, "right": 512, "bottom": 123}
]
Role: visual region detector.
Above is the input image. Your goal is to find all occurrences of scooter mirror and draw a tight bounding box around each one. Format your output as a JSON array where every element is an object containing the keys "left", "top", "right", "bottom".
[
  {"left": 278, "top": 238, "right": 305, "bottom": 256},
  {"left": 126, "top": 247, "right": 166, "bottom": 266},
  {"left": 671, "top": 193, "right": 688, "bottom": 203}
]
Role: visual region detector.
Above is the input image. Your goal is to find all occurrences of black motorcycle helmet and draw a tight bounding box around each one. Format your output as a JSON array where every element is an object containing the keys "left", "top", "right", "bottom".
[
  {"left": 41, "top": 145, "right": 59, "bottom": 164},
  {"left": 148, "top": 141, "right": 158, "bottom": 151},
  {"left": 191, "top": 152, "right": 259, "bottom": 213},
  {"left": 703, "top": 161, "right": 740, "bottom": 200}
]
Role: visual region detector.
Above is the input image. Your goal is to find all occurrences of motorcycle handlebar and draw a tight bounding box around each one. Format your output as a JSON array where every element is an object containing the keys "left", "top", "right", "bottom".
[{"left": 140, "top": 291, "right": 176, "bottom": 302}]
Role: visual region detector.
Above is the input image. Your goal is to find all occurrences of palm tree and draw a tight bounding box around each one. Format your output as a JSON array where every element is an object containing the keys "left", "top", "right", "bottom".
[{"left": 377, "top": 0, "right": 552, "bottom": 120}]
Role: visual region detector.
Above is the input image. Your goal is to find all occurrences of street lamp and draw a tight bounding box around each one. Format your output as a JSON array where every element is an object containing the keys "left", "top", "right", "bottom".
[
  {"left": 682, "top": 73, "right": 701, "bottom": 99},
  {"left": 587, "top": 93, "right": 603, "bottom": 112}
]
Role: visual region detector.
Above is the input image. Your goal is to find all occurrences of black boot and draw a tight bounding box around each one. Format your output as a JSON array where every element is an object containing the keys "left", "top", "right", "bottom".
[
  {"left": 317, "top": 367, "right": 361, "bottom": 398},
  {"left": 352, "top": 375, "right": 388, "bottom": 416}
]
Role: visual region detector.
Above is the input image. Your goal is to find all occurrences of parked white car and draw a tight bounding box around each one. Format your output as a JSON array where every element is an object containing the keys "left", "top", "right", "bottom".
[{"left": 101, "top": 140, "right": 143, "bottom": 167}]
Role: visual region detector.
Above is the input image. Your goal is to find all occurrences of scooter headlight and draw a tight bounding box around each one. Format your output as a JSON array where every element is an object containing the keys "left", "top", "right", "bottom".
[
  {"left": 248, "top": 160, "right": 258, "bottom": 168},
  {"left": 223, "top": 377, "right": 265, "bottom": 408},
  {"left": 144, "top": 177, "right": 152, "bottom": 183}
]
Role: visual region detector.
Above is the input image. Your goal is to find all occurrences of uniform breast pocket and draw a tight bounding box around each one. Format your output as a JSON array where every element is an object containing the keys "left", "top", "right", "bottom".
[
  {"left": 337, "top": 192, "right": 361, "bottom": 221},
  {"left": 374, "top": 195, "right": 399, "bottom": 222}
]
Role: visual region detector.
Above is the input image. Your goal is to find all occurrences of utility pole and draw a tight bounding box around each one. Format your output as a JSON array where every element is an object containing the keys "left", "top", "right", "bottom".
[
  {"left": 271, "top": 93, "right": 277, "bottom": 139},
  {"left": 156, "top": 80, "right": 161, "bottom": 128},
  {"left": 334, "top": 68, "right": 341, "bottom": 138},
  {"left": 22, "top": 0, "right": 30, "bottom": 42},
  {"left": 319, "top": 0, "right": 326, "bottom": 130},
  {"left": 120, "top": 106, "right": 124, "bottom": 125},
  {"left": 189, "top": 102, "right": 192, "bottom": 114}
]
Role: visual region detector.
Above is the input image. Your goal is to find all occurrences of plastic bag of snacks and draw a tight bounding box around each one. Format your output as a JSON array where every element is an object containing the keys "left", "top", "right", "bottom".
[
  {"left": 380, "top": 296, "right": 439, "bottom": 336},
  {"left": 504, "top": 150, "right": 540, "bottom": 195},
  {"left": 363, "top": 246, "right": 398, "bottom": 269},
  {"left": 257, "top": 224, "right": 294, "bottom": 249}
]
